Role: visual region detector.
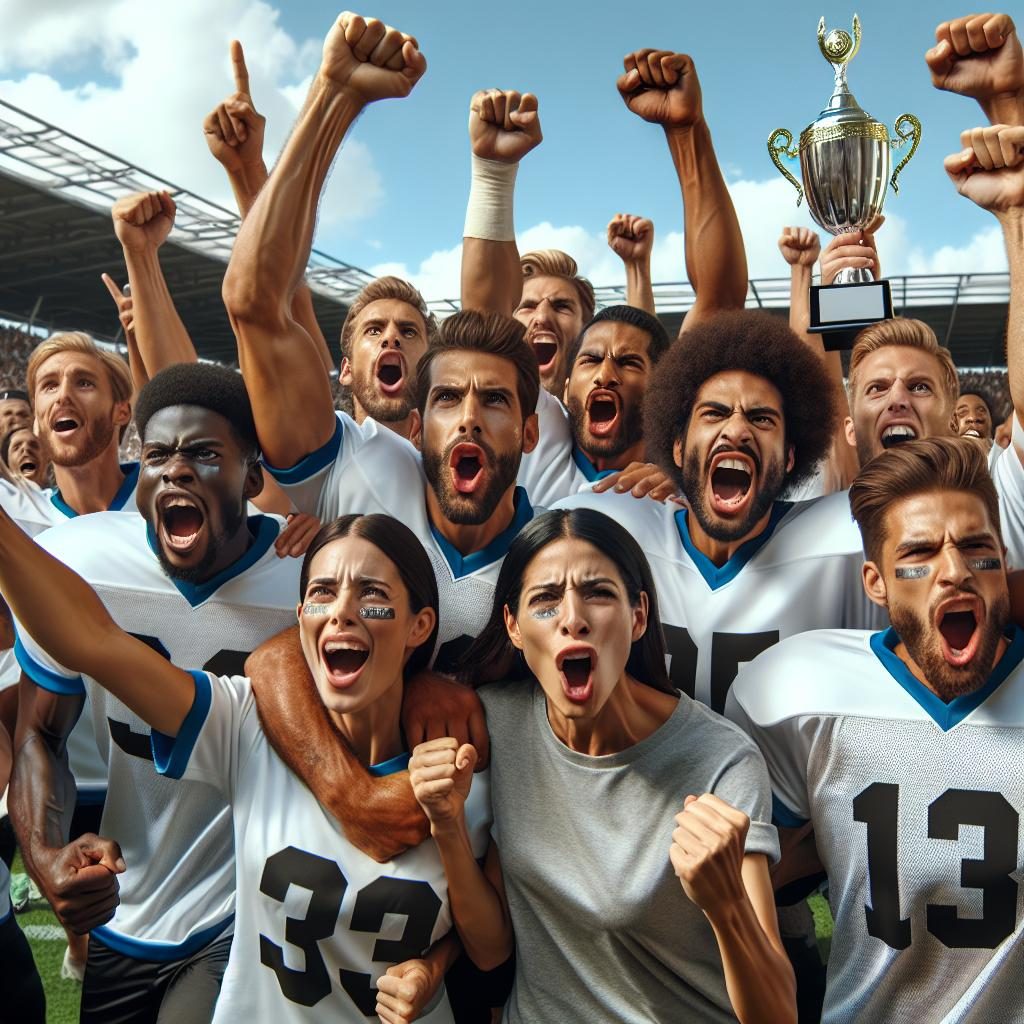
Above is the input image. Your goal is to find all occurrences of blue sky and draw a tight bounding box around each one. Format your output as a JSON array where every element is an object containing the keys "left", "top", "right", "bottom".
[{"left": 0, "top": 0, "right": 1010, "bottom": 299}]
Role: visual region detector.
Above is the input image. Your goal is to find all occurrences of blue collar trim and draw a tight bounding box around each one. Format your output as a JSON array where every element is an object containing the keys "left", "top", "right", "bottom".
[
  {"left": 369, "top": 752, "right": 411, "bottom": 776},
  {"left": 145, "top": 515, "right": 279, "bottom": 608},
  {"left": 870, "top": 625, "right": 1024, "bottom": 731},
  {"left": 430, "top": 486, "right": 534, "bottom": 579},
  {"left": 674, "top": 501, "right": 791, "bottom": 591},
  {"left": 571, "top": 446, "right": 615, "bottom": 482},
  {"left": 51, "top": 462, "right": 139, "bottom": 518}
]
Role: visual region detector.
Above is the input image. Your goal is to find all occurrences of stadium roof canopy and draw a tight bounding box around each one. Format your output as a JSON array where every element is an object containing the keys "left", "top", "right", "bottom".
[{"left": 0, "top": 98, "right": 1011, "bottom": 369}]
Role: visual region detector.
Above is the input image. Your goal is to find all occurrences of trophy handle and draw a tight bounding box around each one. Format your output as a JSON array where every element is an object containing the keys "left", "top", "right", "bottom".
[
  {"left": 890, "top": 113, "right": 922, "bottom": 195},
  {"left": 767, "top": 129, "right": 803, "bottom": 206}
]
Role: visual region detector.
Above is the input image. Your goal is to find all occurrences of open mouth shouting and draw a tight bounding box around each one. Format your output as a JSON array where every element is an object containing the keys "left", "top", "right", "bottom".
[
  {"left": 18, "top": 457, "right": 38, "bottom": 477},
  {"left": 529, "top": 333, "right": 559, "bottom": 375},
  {"left": 449, "top": 442, "right": 487, "bottom": 495},
  {"left": 51, "top": 411, "right": 81, "bottom": 440},
  {"left": 880, "top": 424, "right": 917, "bottom": 449},
  {"left": 556, "top": 645, "right": 596, "bottom": 704},
  {"left": 707, "top": 450, "right": 756, "bottom": 517},
  {"left": 586, "top": 389, "right": 621, "bottom": 438},
  {"left": 375, "top": 351, "right": 406, "bottom": 397},
  {"left": 157, "top": 491, "right": 207, "bottom": 557},
  {"left": 320, "top": 634, "right": 370, "bottom": 690},
  {"left": 935, "top": 596, "right": 982, "bottom": 668}
]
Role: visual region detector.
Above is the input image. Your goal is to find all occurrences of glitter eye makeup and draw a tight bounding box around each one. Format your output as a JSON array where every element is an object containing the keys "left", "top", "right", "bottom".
[
  {"left": 968, "top": 558, "right": 1002, "bottom": 571},
  {"left": 894, "top": 566, "right": 930, "bottom": 580},
  {"left": 360, "top": 606, "right": 395, "bottom": 620},
  {"left": 302, "top": 603, "right": 330, "bottom": 615},
  {"left": 531, "top": 605, "right": 560, "bottom": 620}
]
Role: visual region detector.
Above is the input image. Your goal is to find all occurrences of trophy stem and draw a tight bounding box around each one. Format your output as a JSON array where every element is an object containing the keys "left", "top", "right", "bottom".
[{"left": 833, "top": 266, "right": 874, "bottom": 285}]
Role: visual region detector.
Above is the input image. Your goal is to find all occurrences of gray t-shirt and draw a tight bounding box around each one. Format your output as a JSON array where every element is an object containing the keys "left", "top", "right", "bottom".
[{"left": 479, "top": 681, "right": 779, "bottom": 1024}]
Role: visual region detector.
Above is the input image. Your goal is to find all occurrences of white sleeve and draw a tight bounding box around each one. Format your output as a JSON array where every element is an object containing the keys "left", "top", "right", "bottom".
[
  {"left": 992, "top": 415, "right": 1024, "bottom": 571},
  {"left": 0, "top": 479, "right": 56, "bottom": 538},
  {"left": 13, "top": 620, "right": 85, "bottom": 696},
  {"left": 150, "top": 671, "right": 254, "bottom": 799},
  {"left": 262, "top": 412, "right": 347, "bottom": 519},
  {"left": 726, "top": 671, "right": 813, "bottom": 828}
]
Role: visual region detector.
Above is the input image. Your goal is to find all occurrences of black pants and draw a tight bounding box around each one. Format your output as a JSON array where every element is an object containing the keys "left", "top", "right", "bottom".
[
  {"left": 79, "top": 930, "right": 232, "bottom": 1024},
  {"left": 0, "top": 911, "right": 45, "bottom": 1023}
]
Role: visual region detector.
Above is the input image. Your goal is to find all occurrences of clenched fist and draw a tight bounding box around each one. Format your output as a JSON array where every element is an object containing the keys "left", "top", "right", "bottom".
[
  {"left": 36, "top": 833, "right": 126, "bottom": 935},
  {"left": 926, "top": 14, "right": 1023, "bottom": 111},
  {"left": 469, "top": 88, "right": 542, "bottom": 164},
  {"left": 617, "top": 50, "right": 703, "bottom": 129},
  {"left": 777, "top": 226, "right": 821, "bottom": 269},
  {"left": 410, "top": 737, "right": 477, "bottom": 828},
  {"left": 607, "top": 213, "right": 654, "bottom": 265},
  {"left": 670, "top": 793, "right": 748, "bottom": 914},
  {"left": 945, "top": 123, "right": 1024, "bottom": 213},
  {"left": 111, "top": 191, "right": 176, "bottom": 254},
  {"left": 319, "top": 12, "right": 426, "bottom": 104},
  {"left": 203, "top": 40, "right": 267, "bottom": 176},
  {"left": 375, "top": 958, "right": 442, "bottom": 1024}
]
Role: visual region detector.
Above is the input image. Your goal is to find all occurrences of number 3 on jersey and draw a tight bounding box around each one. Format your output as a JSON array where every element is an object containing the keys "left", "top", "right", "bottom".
[
  {"left": 259, "top": 846, "right": 442, "bottom": 1011},
  {"left": 854, "top": 782, "right": 1019, "bottom": 950}
]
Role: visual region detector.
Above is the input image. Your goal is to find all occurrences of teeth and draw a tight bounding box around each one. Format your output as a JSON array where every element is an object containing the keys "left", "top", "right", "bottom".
[
  {"left": 883, "top": 425, "right": 916, "bottom": 440},
  {"left": 325, "top": 641, "right": 365, "bottom": 653},
  {"left": 718, "top": 458, "right": 750, "bottom": 473},
  {"left": 164, "top": 496, "right": 196, "bottom": 508},
  {"left": 964, "top": 429, "right": 981, "bottom": 438}
]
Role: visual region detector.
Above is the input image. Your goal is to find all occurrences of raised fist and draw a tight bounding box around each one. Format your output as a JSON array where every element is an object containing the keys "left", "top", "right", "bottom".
[
  {"left": 926, "top": 14, "right": 1023, "bottom": 107},
  {"left": 777, "top": 226, "right": 821, "bottom": 268},
  {"left": 111, "top": 191, "right": 176, "bottom": 254},
  {"left": 945, "top": 123, "right": 1024, "bottom": 213},
  {"left": 203, "top": 40, "right": 267, "bottom": 175},
  {"left": 617, "top": 50, "right": 702, "bottom": 128},
  {"left": 819, "top": 218, "right": 883, "bottom": 285},
  {"left": 320, "top": 12, "right": 426, "bottom": 104},
  {"left": 469, "top": 88, "right": 542, "bottom": 164},
  {"left": 410, "top": 737, "right": 476, "bottom": 827},
  {"left": 670, "top": 793, "right": 748, "bottom": 914},
  {"left": 607, "top": 213, "right": 654, "bottom": 264},
  {"left": 101, "top": 273, "right": 135, "bottom": 342},
  {"left": 36, "top": 833, "right": 126, "bottom": 934}
]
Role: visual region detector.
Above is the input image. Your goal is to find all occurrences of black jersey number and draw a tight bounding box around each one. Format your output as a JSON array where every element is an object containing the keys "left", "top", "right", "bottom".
[
  {"left": 854, "top": 782, "right": 1019, "bottom": 950},
  {"left": 108, "top": 636, "right": 253, "bottom": 761},
  {"left": 259, "top": 846, "right": 442, "bottom": 1012},
  {"left": 662, "top": 626, "right": 779, "bottom": 712}
]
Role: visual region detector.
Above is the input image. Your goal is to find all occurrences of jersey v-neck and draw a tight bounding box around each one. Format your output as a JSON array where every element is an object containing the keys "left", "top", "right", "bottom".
[{"left": 50, "top": 461, "right": 140, "bottom": 518}]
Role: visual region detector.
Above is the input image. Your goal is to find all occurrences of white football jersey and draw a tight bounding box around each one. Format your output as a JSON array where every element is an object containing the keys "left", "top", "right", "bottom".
[
  {"left": 14, "top": 511, "right": 300, "bottom": 957},
  {"left": 728, "top": 627, "right": 1024, "bottom": 1024},
  {"left": 991, "top": 413, "right": 1024, "bottom": 571},
  {"left": 48, "top": 461, "right": 141, "bottom": 521},
  {"left": 155, "top": 671, "right": 491, "bottom": 1023},
  {"left": 554, "top": 488, "right": 886, "bottom": 713},
  {"left": 0, "top": 477, "right": 57, "bottom": 537},
  {"left": 266, "top": 412, "right": 540, "bottom": 671}
]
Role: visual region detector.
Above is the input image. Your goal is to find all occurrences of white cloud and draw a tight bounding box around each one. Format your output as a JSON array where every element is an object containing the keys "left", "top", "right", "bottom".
[
  {"left": 904, "top": 225, "right": 1007, "bottom": 275},
  {"left": 0, "top": 0, "right": 381, "bottom": 229}
]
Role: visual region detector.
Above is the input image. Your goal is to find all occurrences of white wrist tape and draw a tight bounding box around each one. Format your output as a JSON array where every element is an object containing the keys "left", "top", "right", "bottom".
[{"left": 463, "top": 154, "right": 518, "bottom": 241}]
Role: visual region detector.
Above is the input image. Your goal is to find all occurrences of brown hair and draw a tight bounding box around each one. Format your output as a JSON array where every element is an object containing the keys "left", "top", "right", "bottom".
[
  {"left": 520, "top": 250, "right": 596, "bottom": 322},
  {"left": 27, "top": 332, "right": 132, "bottom": 408},
  {"left": 849, "top": 437, "right": 1001, "bottom": 564},
  {"left": 339, "top": 276, "right": 437, "bottom": 361},
  {"left": 849, "top": 318, "right": 959, "bottom": 411},
  {"left": 415, "top": 310, "right": 539, "bottom": 420}
]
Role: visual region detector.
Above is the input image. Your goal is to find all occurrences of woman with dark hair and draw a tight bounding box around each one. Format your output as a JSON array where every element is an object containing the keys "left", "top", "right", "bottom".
[
  {"left": 0, "top": 510, "right": 492, "bottom": 1024},
  {"left": 410, "top": 508, "right": 795, "bottom": 1024}
]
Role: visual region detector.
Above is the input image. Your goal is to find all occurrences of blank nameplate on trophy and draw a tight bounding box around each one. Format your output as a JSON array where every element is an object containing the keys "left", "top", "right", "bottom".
[{"left": 809, "top": 279, "right": 893, "bottom": 349}]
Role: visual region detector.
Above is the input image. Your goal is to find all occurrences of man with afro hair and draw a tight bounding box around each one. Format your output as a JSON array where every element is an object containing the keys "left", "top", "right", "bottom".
[{"left": 9, "top": 362, "right": 306, "bottom": 1023}]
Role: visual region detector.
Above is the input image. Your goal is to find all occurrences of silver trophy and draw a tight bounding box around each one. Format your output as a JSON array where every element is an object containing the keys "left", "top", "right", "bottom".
[{"left": 768, "top": 15, "right": 921, "bottom": 344}]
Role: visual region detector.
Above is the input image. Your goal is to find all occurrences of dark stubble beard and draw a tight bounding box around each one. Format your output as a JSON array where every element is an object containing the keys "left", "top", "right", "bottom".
[
  {"left": 41, "top": 415, "right": 115, "bottom": 468},
  {"left": 422, "top": 438, "right": 521, "bottom": 526},
  {"left": 352, "top": 363, "right": 414, "bottom": 424},
  {"left": 681, "top": 444, "right": 787, "bottom": 543},
  {"left": 154, "top": 503, "right": 247, "bottom": 586},
  {"left": 567, "top": 395, "right": 644, "bottom": 462},
  {"left": 889, "top": 592, "right": 1010, "bottom": 703}
]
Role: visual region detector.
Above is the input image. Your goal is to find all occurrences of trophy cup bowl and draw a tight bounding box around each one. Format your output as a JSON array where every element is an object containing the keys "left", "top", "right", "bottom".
[{"left": 767, "top": 16, "right": 921, "bottom": 343}]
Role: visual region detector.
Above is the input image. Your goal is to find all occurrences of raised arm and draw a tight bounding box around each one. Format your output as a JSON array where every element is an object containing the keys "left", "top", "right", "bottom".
[
  {"left": 927, "top": 13, "right": 1024, "bottom": 126},
  {"left": 111, "top": 191, "right": 197, "bottom": 375},
  {"left": 617, "top": 50, "right": 747, "bottom": 334},
  {"left": 607, "top": 213, "right": 656, "bottom": 313},
  {"left": 204, "top": 39, "right": 333, "bottom": 375},
  {"left": 100, "top": 275, "right": 148, "bottom": 392},
  {"left": 0, "top": 510, "right": 195, "bottom": 737},
  {"left": 223, "top": 15, "right": 425, "bottom": 469},
  {"left": 460, "top": 89, "right": 543, "bottom": 315}
]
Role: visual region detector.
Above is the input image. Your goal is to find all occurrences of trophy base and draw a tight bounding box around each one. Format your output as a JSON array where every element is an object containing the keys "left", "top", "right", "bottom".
[{"left": 809, "top": 278, "right": 893, "bottom": 351}]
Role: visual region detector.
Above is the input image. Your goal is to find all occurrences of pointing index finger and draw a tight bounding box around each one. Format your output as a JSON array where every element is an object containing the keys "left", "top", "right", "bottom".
[{"left": 230, "top": 39, "right": 251, "bottom": 96}]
